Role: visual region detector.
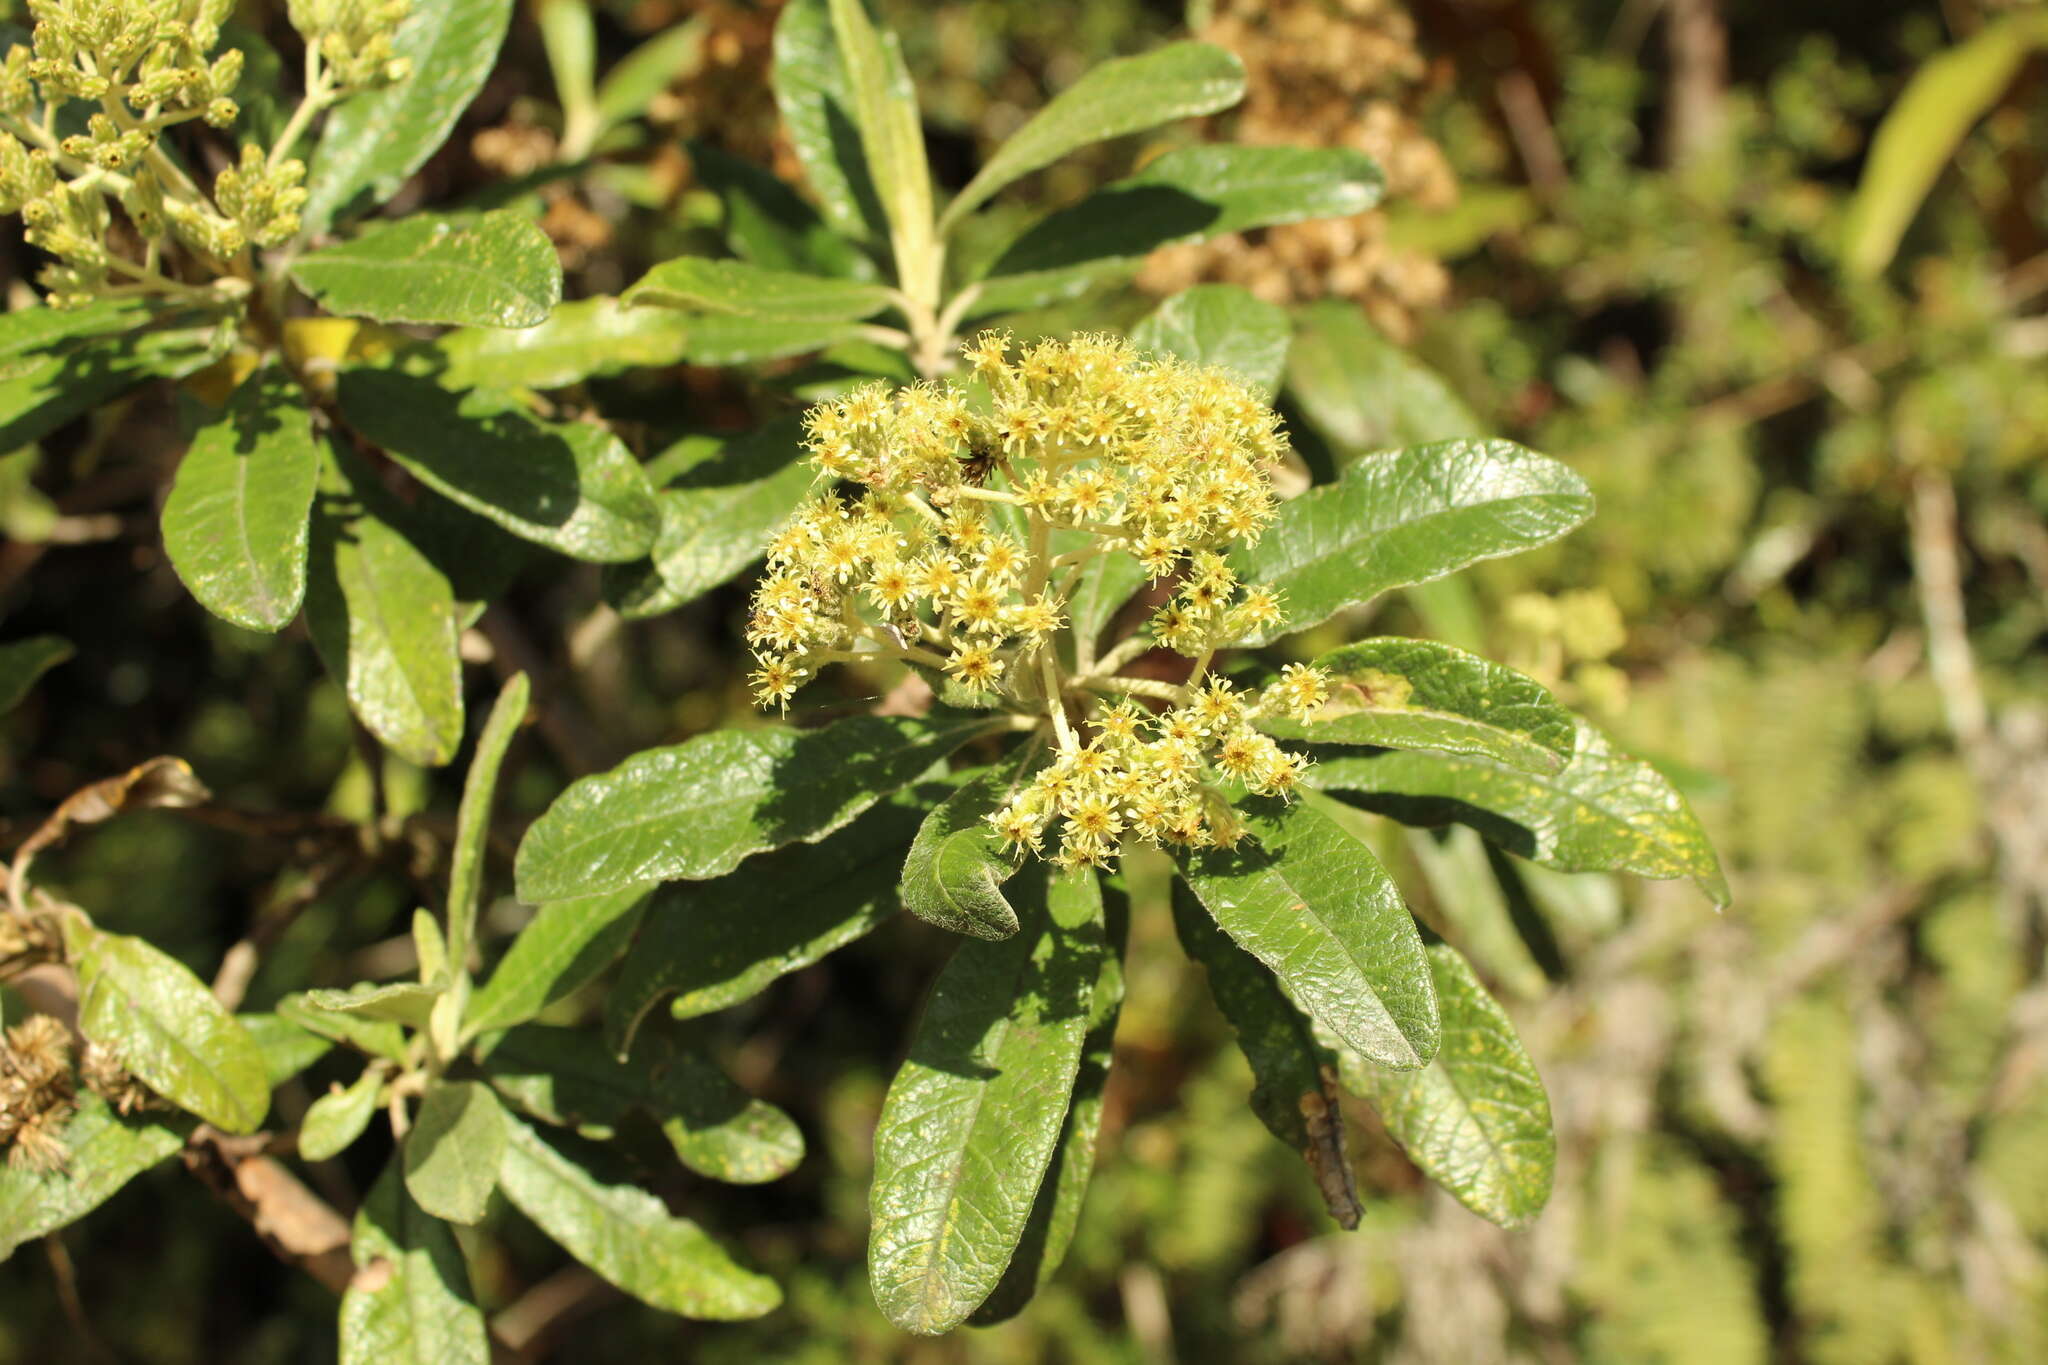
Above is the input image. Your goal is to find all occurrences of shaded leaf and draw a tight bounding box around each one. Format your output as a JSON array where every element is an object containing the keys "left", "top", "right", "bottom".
[
  {"left": 291, "top": 211, "right": 561, "bottom": 329},
  {"left": 622, "top": 255, "right": 892, "bottom": 321},
  {"left": 940, "top": 43, "right": 1247, "bottom": 234},
  {"left": 298, "top": 979, "right": 447, "bottom": 1031},
  {"left": 0, "top": 635, "right": 72, "bottom": 714},
  {"left": 0, "top": 1095, "right": 187, "bottom": 1262},
  {"left": 672, "top": 315, "right": 874, "bottom": 365},
  {"left": 338, "top": 371, "right": 659, "bottom": 564},
  {"left": 514, "top": 714, "right": 991, "bottom": 902},
  {"left": 1337, "top": 943, "right": 1554, "bottom": 1226},
  {"left": 771, "top": 0, "right": 887, "bottom": 242},
  {"left": 596, "top": 20, "right": 706, "bottom": 129},
  {"left": 162, "top": 364, "right": 321, "bottom": 632},
  {"left": 241, "top": 1012, "right": 335, "bottom": 1085},
  {"left": 300, "top": 1068, "right": 385, "bottom": 1162},
  {"left": 433, "top": 295, "right": 693, "bottom": 390},
  {"left": 1259, "top": 637, "right": 1576, "bottom": 773},
  {"left": 464, "top": 884, "right": 652, "bottom": 1037},
  {"left": 690, "top": 139, "right": 870, "bottom": 278},
  {"left": 1307, "top": 718, "right": 1732, "bottom": 906},
  {"left": 0, "top": 300, "right": 232, "bottom": 451},
  {"left": 306, "top": 451, "right": 465, "bottom": 767},
  {"left": 899, "top": 767, "right": 1021, "bottom": 940},
  {"left": 446, "top": 672, "right": 529, "bottom": 973},
  {"left": 403, "top": 1081, "right": 507, "bottom": 1225},
  {"left": 307, "top": 0, "right": 515, "bottom": 233},
  {"left": 65, "top": 918, "right": 270, "bottom": 1133},
  {"left": 1176, "top": 792, "right": 1438, "bottom": 1069},
  {"left": 498, "top": 1114, "right": 781, "bottom": 1319},
  {"left": 277, "top": 994, "right": 408, "bottom": 1064},
  {"left": 869, "top": 867, "right": 1105, "bottom": 1334},
  {"left": 826, "top": 0, "right": 935, "bottom": 291},
  {"left": 1066, "top": 552, "right": 1149, "bottom": 660},
  {"left": 339, "top": 1160, "right": 489, "bottom": 1365},
  {"left": 1231, "top": 439, "right": 1594, "bottom": 645},
  {"left": 1285, "top": 300, "right": 1483, "bottom": 457},
  {"left": 1130, "top": 284, "right": 1291, "bottom": 396}
]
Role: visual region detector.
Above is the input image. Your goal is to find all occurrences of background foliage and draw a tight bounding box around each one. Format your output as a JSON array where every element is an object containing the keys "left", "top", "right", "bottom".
[{"left": 2, "top": 0, "right": 2044, "bottom": 1360}]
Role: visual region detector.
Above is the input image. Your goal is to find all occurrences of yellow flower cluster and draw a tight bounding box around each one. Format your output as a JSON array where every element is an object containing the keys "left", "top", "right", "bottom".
[{"left": 746, "top": 332, "right": 1332, "bottom": 866}]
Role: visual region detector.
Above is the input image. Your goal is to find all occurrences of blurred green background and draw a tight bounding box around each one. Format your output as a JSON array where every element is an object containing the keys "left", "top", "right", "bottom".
[{"left": 3, "top": 0, "right": 2045, "bottom": 1360}]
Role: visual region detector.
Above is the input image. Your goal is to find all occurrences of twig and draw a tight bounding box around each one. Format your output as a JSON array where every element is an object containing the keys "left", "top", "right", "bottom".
[
  {"left": 44, "top": 1233, "right": 119, "bottom": 1365},
  {"left": 1907, "top": 470, "right": 1990, "bottom": 761}
]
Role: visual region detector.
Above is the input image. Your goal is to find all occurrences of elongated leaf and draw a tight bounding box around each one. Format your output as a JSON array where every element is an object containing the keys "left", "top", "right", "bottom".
[
  {"left": 602, "top": 420, "right": 812, "bottom": 620},
  {"left": 404, "top": 1081, "right": 507, "bottom": 1225},
  {"left": 596, "top": 19, "right": 706, "bottom": 129},
  {"left": 0, "top": 1095, "right": 187, "bottom": 1261},
  {"left": 447, "top": 672, "right": 529, "bottom": 973},
  {"left": 299, "top": 979, "right": 447, "bottom": 1030},
  {"left": 869, "top": 867, "right": 1106, "bottom": 1334},
  {"left": 306, "top": 451, "right": 465, "bottom": 767},
  {"left": 290, "top": 211, "right": 561, "bottom": 329},
  {"left": 971, "top": 879, "right": 1127, "bottom": 1325},
  {"left": 827, "top": 0, "right": 935, "bottom": 293},
  {"left": 301, "top": 1068, "right": 385, "bottom": 1162},
  {"left": 900, "top": 768, "right": 1021, "bottom": 940},
  {"left": 987, "top": 145, "right": 1381, "bottom": 279},
  {"left": 64, "top": 920, "right": 269, "bottom": 1134},
  {"left": 340, "top": 1161, "right": 490, "bottom": 1365},
  {"left": 771, "top": 0, "right": 887, "bottom": 242},
  {"left": 464, "top": 884, "right": 651, "bottom": 1037},
  {"left": 1170, "top": 880, "right": 1331, "bottom": 1153},
  {"left": 278, "top": 992, "right": 409, "bottom": 1063},
  {"left": 691, "top": 140, "right": 870, "bottom": 278},
  {"left": 1306, "top": 718, "right": 1732, "bottom": 906},
  {"left": 1130, "top": 284, "right": 1291, "bottom": 396},
  {"left": 650, "top": 1046, "right": 806, "bottom": 1185},
  {"left": 1338, "top": 944, "right": 1554, "bottom": 1226},
  {"left": 498, "top": 1114, "right": 780, "bottom": 1319},
  {"left": 0, "top": 300, "right": 232, "bottom": 450},
  {"left": 673, "top": 315, "right": 874, "bottom": 365},
  {"left": 603, "top": 786, "right": 926, "bottom": 1050},
  {"left": 940, "top": 43, "right": 1246, "bottom": 234},
  {"left": 434, "top": 296, "right": 693, "bottom": 390},
  {"left": 515, "top": 713, "right": 990, "bottom": 902},
  {"left": 1843, "top": 12, "right": 2048, "bottom": 276},
  {"left": 1176, "top": 793, "right": 1437, "bottom": 1070},
  {"left": 1230, "top": 439, "right": 1594, "bottom": 645},
  {"left": 306, "top": 0, "right": 515, "bottom": 233},
  {"left": 1403, "top": 827, "right": 1548, "bottom": 1001},
  {"left": 162, "top": 364, "right": 321, "bottom": 632},
  {"left": 1285, "top": 300, "right": 1482, "bottom": 457},
  {"left": 0, "top": 635, "right": 71, "bottom": 713},
  {"left": 623, "top": 256, "right": 892, "bottom": 321},
  {"left": 242, "top": 1011, "right": 336, "bottom": 1085},
  {"left": 338, "top": 371, "right": 658, "bottom": 563},
  {"left": 1259, "top": 638, "right": 1575, "bottom": 773}
]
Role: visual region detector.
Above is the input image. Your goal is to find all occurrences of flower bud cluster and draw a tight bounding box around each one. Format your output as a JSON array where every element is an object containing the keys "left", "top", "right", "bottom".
[
  {"left": 747, "top": 332, "right": 1331, "bottom": 865},
  {"left": 287, "top": 0, "right": 415, "bottom": 91}
]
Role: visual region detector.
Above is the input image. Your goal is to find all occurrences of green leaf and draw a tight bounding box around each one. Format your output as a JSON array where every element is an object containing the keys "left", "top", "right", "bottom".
[
  {"left": 826, "top": 0, "right": 936, "bottom": 295},
  {"left": 1065, "top": 550, "right": 1149, "bottom": 660},
  {"left": 1337, "top": 943, "right": 1554, "bottom": 1226},
  {"left": 1176, "top": 792, "right": 1437, "bottom": 1070},
  {"left": 649, "top": 1046, "right": 807, "bottom": 1186},
  {"left": 498, "top": 1113, "right": 781, "bottom": 1319},
  {"left": 1842, "top": 12, "right": 2048, "bottom": 276},
  {"left": 1130, "top": 284, "right": 1291, "bottom": 397},
  {"left": 771, "top": 0, "right": 887, "bottom": 242},
  {"left": 1170, "top": 880, "right": 1332, "bottom": 1155},
  {"left": 337, "top": 371, "right": 660, "bottom": 564},
  {"left": 306, "top": 451, "right": 465, "bottom": 767},
  {"left": 1402, "top": 827, "right": 1548, "bottom": 1001},
  {"left": 939, "top": 43, "right": 1247, "bottom": 235},
  {"left": 306, "top": 0, "right": 515, "bottom": 233},
  {"left": 447, "top": 672, "right": 528, "bottom": 973},
  {"left": 674, "top": 315, "right": 875, "bottom": 365},
  {"left": 0, "top": 635, "right": 71, "bottom": 713},
  {"left": 0, "top": 300, "right": 232, "bottom": 450},
  {"left": 1284, "top": 300, "right": 1482, "bottom": 457},
  {"left": 291, "top": 211, "right": 561, "bottom": 329},
  {"left": 1307, "top": 718, "right": 1732, "bottom": 907},
  {"left": 433, "top": 296, "right": 693, "bottom": 391},
  {"left": 690, "top": 140, "right": 870, "bottom": 278},
  {"left": 595, "top": 19, "right": 706, "bottom": 130},
  {"left": 868, "top": 866, "right": 1106, "bottom": 1334},
  {"left": 514, "top": 713, "right": 991, "bottom": 902},
  {"left": 0, "top": 1095, "right": 186, "bottom": 1261},
  {"left": 1230, "top": 439, "right": 1594, "bottom": 645},
  {"left": 277, "top": 993, "right": 409, "bottom": 1064},
  {"left": 602, "top": 420, "right": 813, "bottom": 620},
  {"left": 162, "top": 364, "right": 321, "bottom": 633},
  {"left": 899, "top": 767, "right": 1021, "bottom": 940},
  {"left": 339, "top": 1160, "right": 490, "bottom": 1365},
  {"left": 464, "top": 884, "right": 652, "bottom": 1037},
  {"left": 986, "top": 145, "right": 1381, "bottom": 280},
  {"left": 403, "top": 1081, "right": 508, "bottom": 1225},
  {"left": 298, "top": 979, "right": 448, "bottom": 1030},
  {"left": 65, "top": 920, "right": 270, "bottom": 1134},
  {"left": 241, "top": 1011, "right": 335, "bottom": 1085},
  {"left": 1259, "top": 638, "right": 1576, "bottom": 773},
  {"left": 970, "top": 878, "right": 1127, "bottom": 1325},
  {"left": 300, "top": 1068, "right": 385, "bottom": 1162},
  {"left": 603, "top": 786, "right": 926, "bottom": 1049},
  {"left": 622, "top": 255, "right": 892, "bottom": 321}
]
